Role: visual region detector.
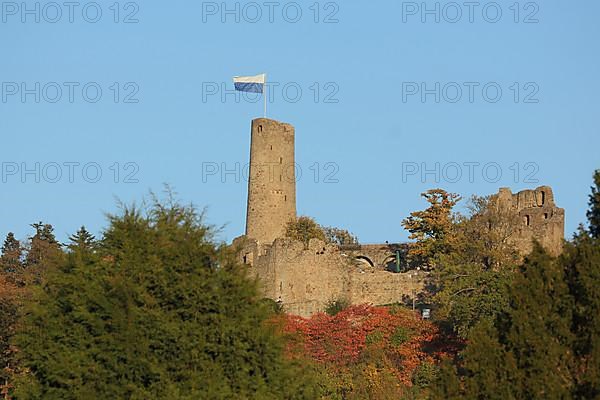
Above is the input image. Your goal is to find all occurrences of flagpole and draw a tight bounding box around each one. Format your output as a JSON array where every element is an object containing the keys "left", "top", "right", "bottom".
[{"left": 263, "top": 74, "right": 267, "bottom": 118}]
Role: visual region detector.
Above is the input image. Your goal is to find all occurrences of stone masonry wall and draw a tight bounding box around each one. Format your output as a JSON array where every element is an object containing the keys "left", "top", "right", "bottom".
[
  {"left": 235, "top": 237, "right": 425, "bottom": 317},
  {"left": 245, "top": 118, "right": 297, "bottom": 245},
  {"left": 496, "top": 185, "right": 565, "bottom": 256}
]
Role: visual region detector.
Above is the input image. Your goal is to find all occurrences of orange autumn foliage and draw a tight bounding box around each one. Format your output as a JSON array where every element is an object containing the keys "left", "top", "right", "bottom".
[{"left": 280, "top": 305, "right": 460, "bottom": 387}]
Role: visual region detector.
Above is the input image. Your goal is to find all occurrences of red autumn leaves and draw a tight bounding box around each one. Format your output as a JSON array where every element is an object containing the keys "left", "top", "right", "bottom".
[{"left": 280, "top": 304, "right": 458, "bottom": 386}]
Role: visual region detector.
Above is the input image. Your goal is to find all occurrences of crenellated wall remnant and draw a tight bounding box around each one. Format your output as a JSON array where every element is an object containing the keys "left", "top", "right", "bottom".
[
  {"left": 236, "top": 118, "right": 565, "bottom": 316},
  {"left": 496, "top": 186, "right": 565, "bottom": 256}
]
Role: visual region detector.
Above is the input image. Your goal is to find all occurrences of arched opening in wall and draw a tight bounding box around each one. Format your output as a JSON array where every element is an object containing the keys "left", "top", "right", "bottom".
[
  {"left": 270, "top": 145, "right": 273, "bottom": 150},
  {"left": 355, "top": 256, "right": 375, "bottom": 268},
  {"left": 258, "top": 125, "right": 263, "bottom": 133},
  {"left": 524, "top": 215, "right": 531, "bottom": 226},
  {"left": 382, "top": 255, "right": 400, "bottom": 273},
  {"left": 544, "top": 213, "right": 549, "bottom": 220},
  {"left": 279, "top": 157, "right": 283, "bottom": 164}
]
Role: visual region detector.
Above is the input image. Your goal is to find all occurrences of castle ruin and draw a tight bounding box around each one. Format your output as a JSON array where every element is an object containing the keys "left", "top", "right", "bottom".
[{"left": 235, "top": 118, "right": 565, "bottom": 316}]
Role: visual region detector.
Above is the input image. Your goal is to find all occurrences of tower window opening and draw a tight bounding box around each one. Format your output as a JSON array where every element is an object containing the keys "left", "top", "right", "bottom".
[
  {"left": 258, "top": 125, "right": 263, "bottom": 133},
  {"left": 279, "top": 157, "right": 283, "bottom": 164},
  {"left": 270, "top": 145, "right": 273, "bottom": 150},
  {"left": 541, "top": 191, "right": 546, "bottom": 205},
  {"left": 524, "top": 215, "right": 530, "bottom": 226},
  {"left": 544, "top": 213, "right": 549, "bottom": 219}
]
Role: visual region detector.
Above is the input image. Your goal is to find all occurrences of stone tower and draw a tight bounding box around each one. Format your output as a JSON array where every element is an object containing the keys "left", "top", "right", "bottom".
[
  {"left": 496, "top": 186, "right": 565, "bottom": 256},
  {"left": 245, "top": 118, "right": 297, "bottom": 244}
]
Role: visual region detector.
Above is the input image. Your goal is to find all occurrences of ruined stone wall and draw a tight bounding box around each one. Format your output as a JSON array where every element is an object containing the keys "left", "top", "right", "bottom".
[
  {"left": 236, "top": 238, "right": 424, "bottom": 317},
  {"left": 496, "top": 186, "right": 565, "bottom": 256},
  {"left": 245, "top": 118, "right": 297, "bottom": 245}
]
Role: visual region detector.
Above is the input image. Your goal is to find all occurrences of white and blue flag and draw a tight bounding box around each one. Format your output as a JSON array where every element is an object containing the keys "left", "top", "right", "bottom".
[{"left": 233, "top": 74, "right": 266, "bottom": 94}]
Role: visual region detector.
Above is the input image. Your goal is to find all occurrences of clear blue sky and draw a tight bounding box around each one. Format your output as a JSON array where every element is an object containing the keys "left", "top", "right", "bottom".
[{"left": 1, "top": 1, "right": 599, "bottom": 244}]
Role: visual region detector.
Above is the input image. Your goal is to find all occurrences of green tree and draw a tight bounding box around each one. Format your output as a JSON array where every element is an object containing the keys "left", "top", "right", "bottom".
[
  {"left": 438, "top": 245, "right": 574, "bottom": 399},
  {"left": 322, "top": 226, "right": 359, "bottom": 246},
  {"left": 0, "top": 233, "right": 27, "bottom": 398},
  {"left": 402, "top": 189, "right": 461, "bottom": 268},
  {"left": 285, "top": 216, "right": 326, "bottom": 247},
  {"left": 25, "top": 222, "right": 61, "bottom": 268},
  {"left": 564, "top": 233, "right": 600, "bottom": 399},
  {"left": 13, "top": 197, "right": 318, "bottom": 399},
  {"left": 0, "top": 266, "right": 24, "bottom": 397},
  {"left": 432, "top": 196, "right": 520, "bottom": 338},
  {"left": 563, "top": 171, "right": 600, "bottom": 398},
  {"left": 1, "top": 233, "right": 22, "bottom": 274},
  {"left": 587, "top": 169, "right": 600, "bottom": 239},
  {"left": 67, "top": 226, "right": 97, "bottom": 254}
]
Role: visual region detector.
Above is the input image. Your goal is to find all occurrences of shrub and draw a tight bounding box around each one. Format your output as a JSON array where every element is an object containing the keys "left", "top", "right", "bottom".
[
  {"left": 391, "top": 326, "right": 413, "bottom": 346},
  {"left": 325, "top": 298, "right": 350, "bottom": 316},
  {"left": 365, "top": 330, "right": 385, "bottom": 346},
  {"left": 412, "top": 362, "right": 439, "bottom": 388}
]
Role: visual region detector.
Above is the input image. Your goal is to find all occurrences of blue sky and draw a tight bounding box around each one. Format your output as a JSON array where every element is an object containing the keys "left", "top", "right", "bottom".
[{"left": 1, "top": 1, "right": 599, "bottom": 244}]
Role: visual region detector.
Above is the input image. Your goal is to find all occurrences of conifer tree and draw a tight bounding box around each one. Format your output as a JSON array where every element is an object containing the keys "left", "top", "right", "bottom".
[
  {"left": 67, "top": 226, "right": 96, "bottom": 253},
  {"left": 503, "top": 246, "right": 574, "bottom": 398},
  {"left": 0, "top": 233, "right": 25, "bottom": 398},
  {"left": 25, "top": 222, "right": 61, "bottom": 267},
  {"left": 564, "top": 233, "right": 600, "bottom": 399},
  {"left": 564, "top": 170, "right": 600, "bottom": 398},
  {"left": 13, "top": 198, "right": 318, "bottom": 399},
  {"left": 435, "top": 245, "right": 575, "bottom": 399},
  {"left": 587, "top": 169, "right": 600, "bottom": 239},
  {"left": 1, "top": 232, "right": 22, "bottom": 274}
]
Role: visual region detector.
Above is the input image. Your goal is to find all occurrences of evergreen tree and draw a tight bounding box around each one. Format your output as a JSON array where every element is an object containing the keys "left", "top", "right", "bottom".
[
  {"left": 1, "top": 232, "right": 22, "bottom": 274},
  {"left": 0, "top": 233, "right": 25, "bottom": 397},
  {"left": 587, "top": 169, "right": 600, "bottom": 239},
  {"left": 13, "top": 198, "right": 318, "bottom": 399},
  {"left": 25, "top": 222, "right": 61, "bottom": 268},
  {"left": 437, "top": 245, "right": 574, "bottom": 399},
  {"left": 564, "top": 233, "right": 600, "bottom": 399},
  {"left": 565, "top": 171, "right": 600, "bottom": 398},
  {"left": 67, "top": 226, "right": 97, "bottom": 254}
]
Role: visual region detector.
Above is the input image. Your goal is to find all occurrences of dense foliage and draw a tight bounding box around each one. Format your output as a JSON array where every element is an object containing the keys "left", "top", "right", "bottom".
[
  {"left": 433, "top": 170, "right": 600, "bottom": 399},
  {"left": 285, "top": 217, "right": 358, "bottom": 247},
  {"left": 7, "top": 197, "right": 318, "bottom": 399},
  {"left": 1, "top": 170, "right": 599, "bottom": 398},
  {"left": 282, "top": 305, "right": 460, "bottom": 399},
  {"left": 402, "top": 189, "right": 461, "bottom": 268}
]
